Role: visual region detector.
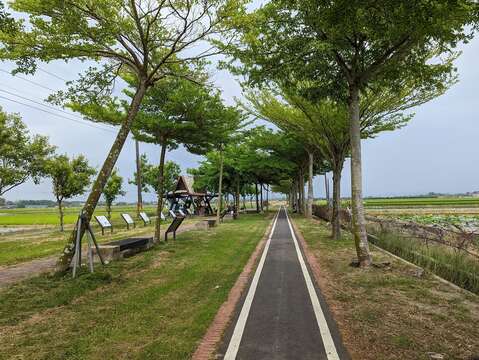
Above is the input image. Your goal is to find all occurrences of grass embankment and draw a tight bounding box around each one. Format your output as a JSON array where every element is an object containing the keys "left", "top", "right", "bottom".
[
  {"left": 369, "top": 232, "right": 479, "bottom": 294},
  {"left": 0, "top": 213, "right": 271, "bottom": 359},
  {"left": 293, "top": 216, "right": 479, "bottom": 360}
]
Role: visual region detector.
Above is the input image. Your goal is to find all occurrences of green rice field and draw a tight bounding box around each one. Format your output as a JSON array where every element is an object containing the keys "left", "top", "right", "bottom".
[
  {"left": 316, "top": 196, "right": 479, "bottom": 208},
  {"left": 0, "top": 205, "right": 157, "bottom": 227}
]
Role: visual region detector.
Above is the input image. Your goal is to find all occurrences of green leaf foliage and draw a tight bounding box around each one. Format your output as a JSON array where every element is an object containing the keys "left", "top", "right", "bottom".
[
  {"left": 132, "top": 75, "right": 245, "bottom": 154},
  {"left": 45, "top": 153, "right": 96, "bottom": 202},
  {"left": 102, "top": 168, "right": 125, "bottom": 211},
  {"left": 130, "top": 156, "right": 181, "bottom": 196},
  {"left": 0, "top": 107, "right": 55, "bottom": 196}
]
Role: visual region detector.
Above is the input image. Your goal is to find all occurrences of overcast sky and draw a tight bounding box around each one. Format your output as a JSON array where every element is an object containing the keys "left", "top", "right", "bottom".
[{"left": 1, "top": 19, "right": 478, "bottom": 202}]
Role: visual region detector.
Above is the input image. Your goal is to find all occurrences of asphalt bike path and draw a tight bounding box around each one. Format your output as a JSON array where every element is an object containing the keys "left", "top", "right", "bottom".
[{"left": 219, "top": 207, "right": 350, "bottom": 360}]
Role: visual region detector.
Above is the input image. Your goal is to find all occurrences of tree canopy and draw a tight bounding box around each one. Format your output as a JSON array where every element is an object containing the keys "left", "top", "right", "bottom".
[
  {"left": 218, "top": 0, "right": 478, "bottom": 266},
  {"left": 0, "top": 107, "right": 55, "bottom": 196},
  {"left": 45, "top": 154, "right": 96, "bottom": 231},
  {"left": 102, "top": 169, "right": 125, "bottom": 219}
]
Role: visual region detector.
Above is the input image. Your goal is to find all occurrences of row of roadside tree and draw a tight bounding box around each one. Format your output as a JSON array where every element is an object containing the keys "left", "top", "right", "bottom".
[{"left": 0, "top": 0, "right": 477, "bottom": 272}]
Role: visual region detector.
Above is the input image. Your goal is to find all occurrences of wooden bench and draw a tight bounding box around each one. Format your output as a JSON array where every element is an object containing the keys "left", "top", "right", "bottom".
[{"left": 195, "top": 219, "right": 217, "bottom": 230}]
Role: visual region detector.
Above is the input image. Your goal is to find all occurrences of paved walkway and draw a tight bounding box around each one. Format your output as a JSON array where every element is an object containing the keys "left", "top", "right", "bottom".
[{"left": 218, "top": 207, "right": 349, "bottom": 360}]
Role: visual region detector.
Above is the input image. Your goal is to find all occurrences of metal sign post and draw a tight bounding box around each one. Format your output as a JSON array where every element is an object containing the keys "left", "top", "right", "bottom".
[
  {"left": 72, "top": 211, "right": 106, "bottom": 278},
  {"left": 165, "top": 215, "right": 185, "bottom": 242}
]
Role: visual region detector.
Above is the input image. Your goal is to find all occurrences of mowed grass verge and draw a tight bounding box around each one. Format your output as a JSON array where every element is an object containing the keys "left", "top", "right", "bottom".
[
  {"left": 293, "top": 216, "right": 479, "bottom": 360},
  {"left": 0, "top": 213, "right": 271, "bottom": 359},
  {"left": 0, "top": 218, "right": 190, "bottom": 266}
]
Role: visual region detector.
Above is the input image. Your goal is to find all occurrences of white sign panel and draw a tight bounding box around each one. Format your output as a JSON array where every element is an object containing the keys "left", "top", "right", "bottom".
[
  {"left": 122, "top": 213, "right": 135, "bottom": 225},
  {"left": 95, "top": 215, "right": 112, "bottom": 228},
  {"left": 169, "top": 210, "right": 177, "bottom": 218},
  {"left": 178, "top": 210, "right": 186, "bottom": 217},
  {"left": 140, "top": 212, "right": 151, "bottom": 223}
]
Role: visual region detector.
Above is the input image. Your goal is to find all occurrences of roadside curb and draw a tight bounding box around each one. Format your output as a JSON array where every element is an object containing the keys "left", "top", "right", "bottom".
[{"left": 192, "top": 214, "right": 277, "bottom": 360}]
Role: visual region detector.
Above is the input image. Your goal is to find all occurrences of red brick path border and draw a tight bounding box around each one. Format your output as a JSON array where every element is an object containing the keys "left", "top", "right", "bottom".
[{"left": 192, "top": 216, "right": 276, "bottom": 360}]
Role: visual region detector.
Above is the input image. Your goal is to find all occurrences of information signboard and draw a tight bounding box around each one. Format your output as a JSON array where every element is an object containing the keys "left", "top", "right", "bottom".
[
  {"left": 95, "top": 215, "right": 113, "bottom": 235},
  {"left": 165, "top": 215, "right": 185, "bottom": 241},
  {"left": 139, "top": 212, "right": 151, "bottom": 224}
]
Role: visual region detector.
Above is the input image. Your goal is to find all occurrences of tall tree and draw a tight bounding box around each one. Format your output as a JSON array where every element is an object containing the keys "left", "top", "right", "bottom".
[
  {"left": 134, "top": 139, "right": 143, "bottom": 218},
  {"left": 221, "top": 0, "right": 477, "bottom": 266},
  {"left": 102, "top": 169, "right": 125, "bottom": 220},
  {"left": 45, "top": 154, "right": 95, "bottom": 232},
  {"left": 190, "top": 129, "right": 296, "bottom": 216},
  {"left": 0, "top": 0, "right": 239, "bottom": 271},
  {"left": 133, "top": 76, "right": 243, "bottom": 241},
  {"left": 0, "top": 107, "right": 54, "bottom": 196},
  {"left": 245, "top": 77, "right": 450, "bottom": 238}
]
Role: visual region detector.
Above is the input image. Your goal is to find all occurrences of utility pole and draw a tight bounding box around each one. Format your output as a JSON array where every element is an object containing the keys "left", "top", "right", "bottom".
[
  {"left": 216, "top": 147, "right": 224, "bottom": 224},
  {"left": 135, "top": 139, "right": 143, "bottom": 218}
]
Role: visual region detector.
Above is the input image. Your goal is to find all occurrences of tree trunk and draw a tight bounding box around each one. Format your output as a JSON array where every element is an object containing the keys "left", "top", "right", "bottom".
[
  {"left": 154, "top": 141, "right": 168, "bottom": 243},
  {"left": 56, "top": 80, "right": 148, "bottom": 272},
  {"left": 255, "top": 182, "right": 259, "bottom": 212},
  {"left": 349, "top": 85, "right": 372, "bottom": 266},
  {"left": 259, "top": 183, "right": 263, "bottom": 212},
  {"left": 216, "top": 149, "right": 224, "bottom": 224},
  {"left": 331, "top": 159, "right": 344, "bottom": 240},
  {"left": 57, "top": 198, "right": 64, "bottom": 232},
  {"left": 325, "top": 174, "right": 331, "bottom": 208},
  {"left": 307, "top": 152, "right": 314, "bottom": 219},
  {"left": 135, "top": 139, "right": 143, "bottom": 218},
  {"left": 298, "top": 169, "right": 304, "bottom": 214},
  {"left": 106, "top": 202, "right": 112, "bottom": 220},
  {"left": 233, "top": 177, "right": 240, "bottom": 219},
  {"left": 302, "top": 169, "right": 307, "bottom": 215},
  {"left": 292, "top": 180, "right": 297, "bottom": 212},
  {"left": 266, "top": 184, "right": 269, "bottom": 212},
  {"left": 297, "top": 176, "right": 301, "bottom": 213}
]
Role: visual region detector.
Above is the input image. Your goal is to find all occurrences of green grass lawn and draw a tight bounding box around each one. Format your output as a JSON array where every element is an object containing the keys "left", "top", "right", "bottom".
[
  {"left": 0, "top": 205, "right": 158, "bottom": 226},
  {"left": 0, "top": 213, "right": 271, "bottom": 359},
  {"left": 0, "top": 222, "right": 159, "bottom": 266},
  {"left": 0, "top": 216, "right": 207, "bottom": 267},
  {"left": 293, "top": 216, "right": 479, "bottom": 360}
]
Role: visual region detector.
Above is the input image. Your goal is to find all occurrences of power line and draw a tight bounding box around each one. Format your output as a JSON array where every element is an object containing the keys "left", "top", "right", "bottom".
[
  {"left": 0, "top": 94, "right": 118, "bottom": 134},
  {"left": 0, "top": 67, "right": 138, "bottom": 144},
  {"left": 0, "top": 69, "right": 57, "bottom": 92},
  {"left": 0, "top": 88, "right": 97, "bottom": 123},
  {"left": 37, "top": 67, "right": 69, "bottom": 82}
]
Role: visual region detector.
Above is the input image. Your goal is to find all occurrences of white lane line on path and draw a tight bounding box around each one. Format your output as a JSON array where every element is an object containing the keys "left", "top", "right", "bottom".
[
  {"left": 285, "top": 211, "right": 341, "bottom": 360},
  {"left": 223, "top": 209, "right": 280, "bottom": 360}
]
